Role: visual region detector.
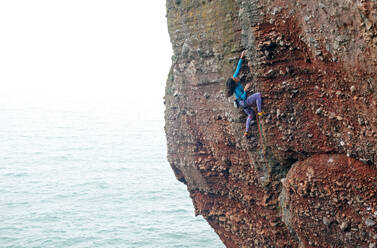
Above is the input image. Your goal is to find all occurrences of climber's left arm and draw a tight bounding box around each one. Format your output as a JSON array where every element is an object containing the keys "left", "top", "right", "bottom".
[{"left": 232, "top": 51, "right": 246, "bottom": 78}]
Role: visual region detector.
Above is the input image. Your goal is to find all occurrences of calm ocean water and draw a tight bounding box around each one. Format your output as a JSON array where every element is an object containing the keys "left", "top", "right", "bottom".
[{"left": 0, "top": 105, "right": 224, "bottom": 248}]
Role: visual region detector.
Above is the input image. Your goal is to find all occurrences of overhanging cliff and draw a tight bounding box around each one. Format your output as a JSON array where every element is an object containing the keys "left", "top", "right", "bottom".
[{"left": 164, "top": 0, "right": 377, "bottom": 247}]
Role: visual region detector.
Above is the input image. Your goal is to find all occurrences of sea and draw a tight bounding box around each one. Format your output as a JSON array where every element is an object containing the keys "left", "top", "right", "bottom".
[{"left": 0, "top": 103, "right": 224, "bottom": 248}]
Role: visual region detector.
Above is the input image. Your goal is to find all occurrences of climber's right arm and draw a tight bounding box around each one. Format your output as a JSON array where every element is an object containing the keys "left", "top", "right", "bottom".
[{"left": 244, "top": 83, "right": 251, "bottom": 91}]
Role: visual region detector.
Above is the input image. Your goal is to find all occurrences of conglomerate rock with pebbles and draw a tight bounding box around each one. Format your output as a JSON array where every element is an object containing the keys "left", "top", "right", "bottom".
[{"left": 164, "top": 0, "right": 377, "bottom": 247}]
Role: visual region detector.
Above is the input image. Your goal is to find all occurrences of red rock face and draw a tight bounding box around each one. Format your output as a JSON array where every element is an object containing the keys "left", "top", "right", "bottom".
[
  {"left": 165, "top": 0, "right": 377, "bottom": 247},
  {"left": 281, "top": 154, "right": 377, "bottom": 248}
]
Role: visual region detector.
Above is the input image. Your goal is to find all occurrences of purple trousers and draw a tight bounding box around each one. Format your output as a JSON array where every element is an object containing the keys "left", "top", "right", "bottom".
[{"left": 239, "top": 92, "right": 262, "bottom": 132}]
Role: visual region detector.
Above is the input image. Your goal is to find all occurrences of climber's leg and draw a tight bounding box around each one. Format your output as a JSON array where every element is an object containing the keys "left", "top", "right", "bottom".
[
  {"left": 246, "top": 115, "right": 253, "bottom": 132},
  {"left": 246, "top": 92, "right": 262, "bottom": 113},
  {"left": 243, "top": 107, "right": 255, "bottom": 132},
  {"left": 256, "top": 93, "right": 262, "bottom": 113}
]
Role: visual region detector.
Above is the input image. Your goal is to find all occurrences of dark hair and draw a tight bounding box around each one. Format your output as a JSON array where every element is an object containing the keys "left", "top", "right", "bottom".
[{"left": 226, "top": 78, "right": 236, "bottom": 97}]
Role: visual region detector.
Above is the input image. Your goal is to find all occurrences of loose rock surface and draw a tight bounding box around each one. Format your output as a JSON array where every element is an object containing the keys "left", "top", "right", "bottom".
[
  {"left": 282, "top": 154, "right": 377, "bottom": 247},
  {"left": 164, "top": 0, "right": 377, "bottom": 247}
]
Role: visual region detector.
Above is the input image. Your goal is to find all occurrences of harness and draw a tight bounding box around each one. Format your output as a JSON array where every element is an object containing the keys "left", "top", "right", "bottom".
[{"left": 234, "top": 99, "right": 249, "bottom": 109}]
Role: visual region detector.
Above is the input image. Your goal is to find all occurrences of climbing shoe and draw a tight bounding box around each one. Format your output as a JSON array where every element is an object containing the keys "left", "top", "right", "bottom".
[{"left": 244, "top": 132, "right": 255, "bottom": 140}]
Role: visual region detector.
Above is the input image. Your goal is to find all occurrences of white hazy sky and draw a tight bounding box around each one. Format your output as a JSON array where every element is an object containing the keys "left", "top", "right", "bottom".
[{"left": 0, "top": 0, "right": 172, "bottom": 112}]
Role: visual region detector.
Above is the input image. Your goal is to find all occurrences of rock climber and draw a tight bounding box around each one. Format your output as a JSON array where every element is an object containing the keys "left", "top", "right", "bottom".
[{"left": 226, "top": 50, "right": 263, "bottom": 137}]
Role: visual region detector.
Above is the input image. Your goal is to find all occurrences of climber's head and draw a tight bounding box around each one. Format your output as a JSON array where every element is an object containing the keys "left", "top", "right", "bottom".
[{"left": 226, "top": 77, "right": 237, "bottom": 97}]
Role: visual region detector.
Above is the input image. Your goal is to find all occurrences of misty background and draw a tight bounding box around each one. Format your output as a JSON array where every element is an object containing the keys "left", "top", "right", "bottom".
[{"left": 0, "top": 0, "right": 171, "bottom": 113}]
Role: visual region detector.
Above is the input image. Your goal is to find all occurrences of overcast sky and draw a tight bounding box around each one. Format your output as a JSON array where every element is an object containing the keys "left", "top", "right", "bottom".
[{"left": 0, "top": 0, "right": 172, "bottom": 112}]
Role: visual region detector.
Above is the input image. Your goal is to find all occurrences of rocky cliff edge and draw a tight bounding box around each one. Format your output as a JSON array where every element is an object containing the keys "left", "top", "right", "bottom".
[{"left": 164, "top": 0, "right": 377, "bottom": 247}]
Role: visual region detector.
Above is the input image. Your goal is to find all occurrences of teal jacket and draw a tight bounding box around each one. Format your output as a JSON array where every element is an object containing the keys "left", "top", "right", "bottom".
[{"left": 233, "top": 58, "right": 246, "bottom": 101}]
